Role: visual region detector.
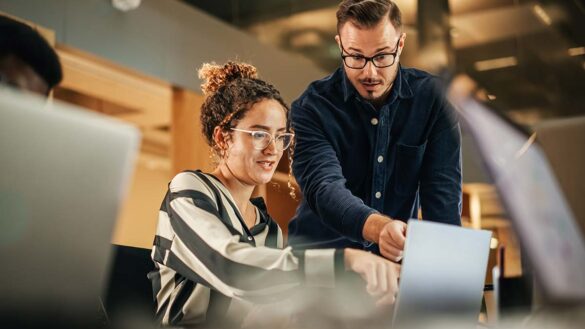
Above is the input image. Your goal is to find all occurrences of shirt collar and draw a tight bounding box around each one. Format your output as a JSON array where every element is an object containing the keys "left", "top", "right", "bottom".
[{"left": 341, "top": 64, "right": 414, "bottom": 104}]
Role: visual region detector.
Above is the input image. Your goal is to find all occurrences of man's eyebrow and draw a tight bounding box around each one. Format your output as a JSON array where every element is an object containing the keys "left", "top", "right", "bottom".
[{"left": 347, "top": 46, "right": 391, "bottom": 54}]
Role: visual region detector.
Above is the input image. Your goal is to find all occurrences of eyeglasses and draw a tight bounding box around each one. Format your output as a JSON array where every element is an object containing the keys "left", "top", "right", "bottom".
[
  {"left": 230, "top": 128, "right": 294, "bottom": 151},
  {"left": 340, "top": 37, "right": 401, "bottom": 69}
]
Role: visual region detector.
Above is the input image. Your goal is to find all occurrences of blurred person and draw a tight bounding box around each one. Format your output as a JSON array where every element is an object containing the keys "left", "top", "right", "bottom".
[
  {"left": 0, "top": 15, "right": 62, "bottom": 97},
  {"left": 148, "top": 61, "right": 400, "bottom": 328},
  {"left": 288, "top": 0, "right": 462, "bottom": 262}
]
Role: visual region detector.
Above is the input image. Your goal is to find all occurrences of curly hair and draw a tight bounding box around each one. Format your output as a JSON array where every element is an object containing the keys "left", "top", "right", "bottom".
[{"left": 198, "top": 61, "right": 296, "bottom": 198}]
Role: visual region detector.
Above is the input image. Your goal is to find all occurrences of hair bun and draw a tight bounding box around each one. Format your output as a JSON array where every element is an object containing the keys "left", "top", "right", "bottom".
[{"left": 198, "top": 61, "right": 258, "bottom": 95}]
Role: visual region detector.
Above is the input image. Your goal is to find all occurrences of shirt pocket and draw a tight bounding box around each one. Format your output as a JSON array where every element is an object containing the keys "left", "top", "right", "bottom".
[{"left": 393, "top": 141, "right": 427, "bottom": 196}]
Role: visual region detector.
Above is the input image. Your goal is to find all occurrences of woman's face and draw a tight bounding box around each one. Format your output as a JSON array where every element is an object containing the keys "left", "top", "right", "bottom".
[{"left": 222, "top": 98, "right": 288, "bottom": 186}]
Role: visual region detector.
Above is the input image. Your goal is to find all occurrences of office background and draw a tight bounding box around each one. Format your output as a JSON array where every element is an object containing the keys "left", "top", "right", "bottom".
[{"left": 1, "top": 0, "right": 583, "bottom": 289}]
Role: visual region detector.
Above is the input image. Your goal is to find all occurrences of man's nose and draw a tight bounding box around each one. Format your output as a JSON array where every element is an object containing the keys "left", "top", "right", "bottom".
[{"left": 363, "top": 60, "right": 377, "bottom": 78}]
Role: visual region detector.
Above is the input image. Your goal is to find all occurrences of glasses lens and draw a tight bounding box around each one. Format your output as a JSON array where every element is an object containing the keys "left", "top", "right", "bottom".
[
  {"left": 344, "top": 56, "right": 366, "bottom": 69},
  {"left": 373, "top": 54, "right": 395, "bottom": 67},
  {"left": 251, "top": 131, "right": 271, "bottom": 150},
  {"left": 276, "top": 134, "right": 293, "bottom": 151}
]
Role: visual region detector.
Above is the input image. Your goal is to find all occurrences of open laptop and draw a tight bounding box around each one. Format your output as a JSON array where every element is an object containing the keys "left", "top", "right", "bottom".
[
  {"left": 392, "top": 220, "right": 492, "bottom": 329},
  {"left": 0, "top": 88, "right": 140, "bottom": 327},
  {"left": 447, "top": 76, "right": 585, "bottom": 304}
]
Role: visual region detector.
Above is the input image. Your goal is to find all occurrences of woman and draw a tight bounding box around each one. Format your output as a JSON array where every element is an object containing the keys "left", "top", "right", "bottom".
[{"left": 149, "top": 61, "right": 399, "bottom": 327}]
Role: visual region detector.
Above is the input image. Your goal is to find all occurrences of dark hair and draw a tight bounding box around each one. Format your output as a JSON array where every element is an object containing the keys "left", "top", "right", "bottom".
[
  {"left": 336, "top": 0, "right": 402, "bottom": 32},
  {"left": 0, "top": 15, "right": 63, "bottom": 89}
]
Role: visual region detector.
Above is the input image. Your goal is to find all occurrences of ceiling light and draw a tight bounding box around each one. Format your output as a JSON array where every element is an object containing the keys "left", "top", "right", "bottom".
[
  {"left": 112, "top": 0, "right": 141, "bottom": 12},
  {"left": 568, "top": 47, "right": 585, "bottom": 57},
  {"left": 474, "top": 57, "right": 518, "bottom": 71},
  {"left": 532, "top": 4, "right": 552, "bottom": 26},
  {"left": 289, "top": 31, "right": 322, "bottom": 48}
]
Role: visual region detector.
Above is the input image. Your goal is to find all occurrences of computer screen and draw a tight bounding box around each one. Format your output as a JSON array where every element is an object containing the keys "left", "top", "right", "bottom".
[{"left": 449, "top": 77, "right": 585, "bottom": 303}]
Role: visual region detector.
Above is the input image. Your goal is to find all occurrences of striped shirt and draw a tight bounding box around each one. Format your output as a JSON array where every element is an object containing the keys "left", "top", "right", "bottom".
[{"left": 148, "top": 170, "right": 341, "bottom": 327}]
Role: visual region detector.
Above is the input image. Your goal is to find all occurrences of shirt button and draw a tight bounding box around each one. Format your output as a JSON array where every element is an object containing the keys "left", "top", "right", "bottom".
[
  {"left": 375, "top": 192, "right": 382, "bottom": 199},
  {"left": 371, "top": 118, "right": 379, "bottom": 125},
  {"left": 247, "top": 236, "right": 253, "bottom": 241},
  {"left": 377, "top": 155, "right": 384, "bottom": 163}
]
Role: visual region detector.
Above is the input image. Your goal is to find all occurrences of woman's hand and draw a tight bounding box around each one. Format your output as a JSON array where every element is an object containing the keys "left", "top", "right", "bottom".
[{"left": 344, "top": 248, "right": 400, "bottom": 307}]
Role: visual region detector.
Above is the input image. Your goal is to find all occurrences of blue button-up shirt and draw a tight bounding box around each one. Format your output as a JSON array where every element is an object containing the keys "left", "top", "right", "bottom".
[{"left": 288, "top": 66, "right": 462, "bottom": 250}]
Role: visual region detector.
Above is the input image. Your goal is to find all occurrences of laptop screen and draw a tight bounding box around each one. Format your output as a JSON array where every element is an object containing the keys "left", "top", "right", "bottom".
[
  {"left": 0, "top": 87, "right": 140, "bottom": 327},
  {"left": 449, "top": 76, "right": 585, "bottom": 302}
]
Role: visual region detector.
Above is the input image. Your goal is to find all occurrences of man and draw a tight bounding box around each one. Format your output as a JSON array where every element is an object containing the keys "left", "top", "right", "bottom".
[
  {"left": 0, "top": 15, "right": 62, "bottom": 96},
  {"left": 288, "top": 0, "right": 461, "bottom": 262}
]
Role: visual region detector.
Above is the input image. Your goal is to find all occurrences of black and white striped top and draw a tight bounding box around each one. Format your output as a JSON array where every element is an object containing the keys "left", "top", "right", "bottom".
[{"left": 148, "top": 170, "right": 341, "bottom": 327}]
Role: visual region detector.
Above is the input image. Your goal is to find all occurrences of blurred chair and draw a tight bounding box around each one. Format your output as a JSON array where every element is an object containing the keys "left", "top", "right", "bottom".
[{"left": 103, "top": 244, "right": 154, "bottom": 327}]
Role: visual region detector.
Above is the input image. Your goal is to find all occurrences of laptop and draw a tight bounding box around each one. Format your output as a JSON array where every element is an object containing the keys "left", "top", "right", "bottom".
[
  {"left": 392, "top": 220, "right": 492, "bottom": 329},
  {"left": 0, "top": 88, "right": 140, "bottom": 327},
  {"left": 447, "top": 75, "right": 585, "bottom": 304}
]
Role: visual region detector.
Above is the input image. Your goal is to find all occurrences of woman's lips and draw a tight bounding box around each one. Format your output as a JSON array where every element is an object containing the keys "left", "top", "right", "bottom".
[{"left": 257, "top": 160, "right": 275, "bottom": 170}]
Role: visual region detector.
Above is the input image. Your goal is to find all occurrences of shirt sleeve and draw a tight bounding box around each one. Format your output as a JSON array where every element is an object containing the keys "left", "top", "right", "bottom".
[
  {"left": 418, "top": 90, "right": 463, "bottom": 225},
  {"left": 152, "top": 172, "right": 339, "bottom": 303},
  {"left": 290, "top": 99, "right": 377, "bottom": 243}
]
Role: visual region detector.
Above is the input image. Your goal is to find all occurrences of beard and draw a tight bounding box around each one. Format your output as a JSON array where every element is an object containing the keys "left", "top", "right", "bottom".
[
  {"left": 359, "top": 80, "right": 393, "bottom": 108},
  {"left": 358, "top": 65, "right": 399, "bottom": 108}
]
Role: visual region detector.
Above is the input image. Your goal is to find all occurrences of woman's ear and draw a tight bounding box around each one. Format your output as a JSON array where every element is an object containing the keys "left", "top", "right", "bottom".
[{"left": 213, "top": 126, "right": 229, "bottom": 157}]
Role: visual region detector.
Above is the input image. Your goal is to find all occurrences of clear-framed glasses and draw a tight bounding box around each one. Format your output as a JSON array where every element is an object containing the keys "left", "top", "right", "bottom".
[
  {"left": 340, "top": 37, "right": 401, "bottom": 69},
  {"left": 230, "top": 128, "right": 294, "bottom": 151}
]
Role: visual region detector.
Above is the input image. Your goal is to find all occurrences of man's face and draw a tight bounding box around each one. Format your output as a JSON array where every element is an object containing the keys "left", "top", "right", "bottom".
[
  {"left": 0, "top": 55, "right": 50, "bottom": 96},
  {"left": 336, "top": 16, "right": 404, "bottom": 105}
]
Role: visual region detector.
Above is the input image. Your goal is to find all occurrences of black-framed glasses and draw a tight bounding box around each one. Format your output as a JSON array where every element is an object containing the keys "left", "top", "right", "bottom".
[
  {"left": 340, "top": 37, "right": 401, "bottom": 69},
  {"left": 231, "top": 128, "right": 294, "bottom": 151}
]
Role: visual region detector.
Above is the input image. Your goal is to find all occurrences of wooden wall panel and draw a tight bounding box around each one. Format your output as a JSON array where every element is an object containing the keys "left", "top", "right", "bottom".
[
  {"left": 171, "top": 88, "right": 213, "bottom": 175},
  {"left": 57, "top": 46, "right": 172, "bottom": 128},
  {"left": 111, "top": 154, "right": 171, "bottom": 249}
]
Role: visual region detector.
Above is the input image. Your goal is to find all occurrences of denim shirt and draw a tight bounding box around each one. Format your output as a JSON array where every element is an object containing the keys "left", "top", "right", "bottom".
[{"left": 288, "top": 66, "right": 462, "bottom": 250}]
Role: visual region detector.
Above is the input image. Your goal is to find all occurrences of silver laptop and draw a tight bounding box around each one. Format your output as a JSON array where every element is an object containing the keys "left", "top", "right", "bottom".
[
  {"left": 0, "top": 88, "right": 140, "bottom": 326},
  {"left": 392, "top": 220, "right": 492, "bottom": 329},
  {"left": 448, "top": 76, "right": 585, "bottom": 304}
]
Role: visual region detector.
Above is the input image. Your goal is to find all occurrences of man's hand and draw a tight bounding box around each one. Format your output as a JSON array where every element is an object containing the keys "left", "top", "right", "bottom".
[
  {"left": 379, "top": 220, "right": 407, "bottom": 262},
  {"left": 344, "top": 248, "right": 400, "bottom": 307},
  {"left": 363, "top": 213, "right": 408, "bottom": 262}
]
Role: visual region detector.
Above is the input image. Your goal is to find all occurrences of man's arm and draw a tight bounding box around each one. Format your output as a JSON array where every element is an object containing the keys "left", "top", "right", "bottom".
[
  {"left": 419, "top": 94, "right": 463, "bottom": 225},
  {"left": 291, "top": 99, "right": 409, "bottom": 259},
  {"left": 291, "top": 100, "right": 377, "bottom": 243}
]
